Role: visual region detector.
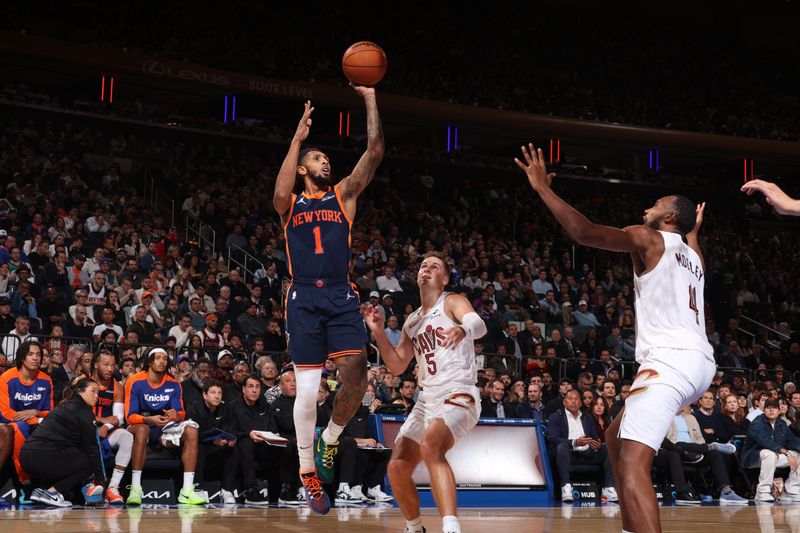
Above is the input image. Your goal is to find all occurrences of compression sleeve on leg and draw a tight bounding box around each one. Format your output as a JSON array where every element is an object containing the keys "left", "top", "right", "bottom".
[{"left": 294, "top": 366, "right": 323, "bottom": 473}]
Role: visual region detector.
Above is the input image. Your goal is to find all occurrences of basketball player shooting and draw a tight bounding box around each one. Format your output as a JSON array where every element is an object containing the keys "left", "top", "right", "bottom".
[
  {"left": 515, "top": 145, "right": 715, "bottom": 533},
  {"left": 273, "top": 85, "right": 383, "bottom": 514},
  {"left": 365, "top": 251, "right": 486, "bottom": 533}
]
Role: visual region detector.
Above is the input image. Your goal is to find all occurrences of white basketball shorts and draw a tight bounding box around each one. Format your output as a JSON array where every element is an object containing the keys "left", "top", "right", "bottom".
[
  {"left": 396, "top": 386, "right": 481, "bottom": 445},
  {"left": 618, "top": 347, "right": 716, "bottom": 452}
]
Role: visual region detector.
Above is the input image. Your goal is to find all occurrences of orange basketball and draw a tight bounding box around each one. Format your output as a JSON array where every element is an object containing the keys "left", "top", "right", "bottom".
[{"left": 342, "top": 41, "right": 387, "bottom": 86}]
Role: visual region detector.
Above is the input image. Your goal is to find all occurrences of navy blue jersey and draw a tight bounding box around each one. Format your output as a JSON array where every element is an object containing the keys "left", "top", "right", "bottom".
[{"left": 284, "top": 185, "right": 352, "bottom": 281}]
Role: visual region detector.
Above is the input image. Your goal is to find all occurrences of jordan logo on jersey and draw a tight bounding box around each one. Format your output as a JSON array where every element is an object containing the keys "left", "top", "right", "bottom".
[{"left": 411, "top": 324, "right": 446, "bottom": 356}]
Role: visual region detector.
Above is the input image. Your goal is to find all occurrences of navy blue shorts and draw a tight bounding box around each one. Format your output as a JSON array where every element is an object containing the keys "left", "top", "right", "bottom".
[{"left": 285, "top": 280, "right": 367, "bottom": 369}]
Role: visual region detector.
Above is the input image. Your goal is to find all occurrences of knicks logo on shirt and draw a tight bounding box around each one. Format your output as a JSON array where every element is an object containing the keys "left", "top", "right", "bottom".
[
  {"left": 144, "top": 393, "right": 171, "bottom": 403},
  {"left": 13, "top": 392, "right": 42, "bottom": 403},
  {"left": 291, "top": 210, "right": 344, "bottom": 228},
  {"left": 411, "top": 325, "right": 446, "bottom": 356}
]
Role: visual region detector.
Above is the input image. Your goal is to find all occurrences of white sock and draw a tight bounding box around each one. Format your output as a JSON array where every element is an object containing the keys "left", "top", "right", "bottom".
[
  {"left": 293, "top": 366, "right": 323, "bottom": 472},
  {"left": 109, "top": 468, "right": 125, "bottom": 489},
  {"left": 338, "top": 482, "right": 350, "bottom": 492},
  {"left": 183, "top": 472, "right": 195, "bottom": 490},
  {"left": 443, "top": 515, "right": 461, "bottom": 533},
  {"left": 623, "top": 530, "right": 634, "bottom": 533},
  {"left": 322, "top": 420, "right": 345, "bottom": 445},
  {"left": 405, "top": 517, "right": 424, "bottom": 533},
  {"left": 131, "top": 470, "right": 142, "bottom": 487}
]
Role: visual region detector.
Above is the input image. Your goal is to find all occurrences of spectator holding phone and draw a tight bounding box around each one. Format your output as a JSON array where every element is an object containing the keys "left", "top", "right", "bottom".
[{"left": 547, "top": 389, "right": 617, "bottom": 503}]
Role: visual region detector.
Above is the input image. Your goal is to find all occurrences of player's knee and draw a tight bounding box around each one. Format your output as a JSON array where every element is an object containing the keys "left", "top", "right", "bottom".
[
  {"left": 388, "top": 457, "right": 415, "bottom": 477},
  {"left": 130, "top": 424, "right": 149, "bottom": 439},
  {"left": 119, "top": 429, "right": 134, "bottom": 448},
  {"left": 420, "top": 440, "right": 446, "bottom": 464},
  {"left": 183, "top": 426, "right": 198, "bottom": 442}
]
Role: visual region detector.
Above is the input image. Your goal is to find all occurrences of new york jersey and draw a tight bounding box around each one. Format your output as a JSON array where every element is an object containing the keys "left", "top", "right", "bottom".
[
  {"left": 633, "top": 230, "right": 714, "bottom": 361},
  {"left": 124, "top": 371, "right": 185, "bottom": 425},
  {"left": 284, "top": 185, "right": 352, "bottom": 281},
  {"left": 95, "top": 379, "right": 120, "bottom": 418},
  {"left": 402, "top": 292, "right": 477, "bottom": 391}
]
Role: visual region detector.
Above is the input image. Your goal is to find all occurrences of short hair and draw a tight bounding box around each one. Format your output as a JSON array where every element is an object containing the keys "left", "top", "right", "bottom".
[
  {"left": 672, "top": 195, "right": 696, "bottom": 235},
  {"left": 422, "top": 251, "right": 451, "bottom": 278},
  {"left": 202, "top": 378, "right": 223, "bottom": 393},
  {"left": 298, "top": 147, "right": 323, "bottom": 166}
]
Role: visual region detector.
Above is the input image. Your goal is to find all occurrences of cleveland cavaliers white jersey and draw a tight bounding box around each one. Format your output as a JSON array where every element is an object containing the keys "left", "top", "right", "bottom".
[
  {"left": 402, "top": 292, "right": 477, "bottom": 391},
  {"left": 633, "top": 231, "right": 714, "bottom": 362}
]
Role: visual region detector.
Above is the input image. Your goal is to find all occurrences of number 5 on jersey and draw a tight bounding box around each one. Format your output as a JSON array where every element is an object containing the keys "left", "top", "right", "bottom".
[
  {"left": 688, "top": 285, "right": 699, "bottom": 325},
  {"left": 424, "top": 353, "right": 437, "bottom": 375}
]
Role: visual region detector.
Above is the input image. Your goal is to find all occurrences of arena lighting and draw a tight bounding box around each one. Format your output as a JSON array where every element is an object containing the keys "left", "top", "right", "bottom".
[
  {"left": 338, "top": 112, "right": 351, "bottom": 136},
  {"left": 743, "top": 158, "right": 754, "bottom": 182},
  {"left": 548, "top": 138, "right": 561, "bottom": 163},
  {"left": 649, "top": 149, "right": 660, "bottom": 171},
  {"left": 454, "top": 126, "right": 459, "bottom": 150},
  {"left": 109, "top": 77, "right": 114, "bottom": 104},
  {"left": 447, "top": 125, "right": 451, "bottom": 152},
  {"left": 231, "top": 96, "right": 236, "bottom": 121},
  {"left": 100, "top": 76, "right": 105, "bottom": 102},
  {"left": 223, "top": 96, "right": 228, "bottom": 123}
]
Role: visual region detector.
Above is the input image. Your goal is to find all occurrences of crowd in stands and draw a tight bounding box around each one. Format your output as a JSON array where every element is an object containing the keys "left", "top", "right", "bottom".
[
  {"left": 2, "top": 3, "right": 800, "bottom": 141},
  {"left": 0, "top": 100, "right": 798, "bottom": 506}
]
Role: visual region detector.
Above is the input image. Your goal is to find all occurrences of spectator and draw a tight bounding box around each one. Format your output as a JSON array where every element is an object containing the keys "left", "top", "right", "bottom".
[
  {"left": 181, "top": 358, "right": 213, "bottom": 410},
  {"left": 228, "top": 375, "right": 271, "bottom": 505},
  {"left": 384, "top": 315, "right": 402, "bottom": 348},
  {"left": 546, "top": 378, "right": 573, "bottom": 415},
  {"left": 51, "top": 344, "right": 85, "bottom": 402},
  {"left": 516, "top": 382, "right": 546, "bottom": 423},
  {"left": 720, "top": 393, "right": 750, "bottom": 439},
  {"left": 186, "top": 379, "right": 239, "bottom": 504},
  {"left": 660, "top": 406, "right": 748, "bottom": 504},
  {"left": 573, "top": 300, "right": 601, "bottom": 327},
  {"left": 547, "top": 390, "right": 616, "bottom": 502},
  {"left": 237, "top": 301, "right": 267, "bottom": 337},
  {"left": 1, "top": 316, "right": 35, "bottom": 361},
  {"left": 393, "top": 377, "right": 417, "bottom": 415},
  {"left": 743, "top": 398, "right": 800, "bottom": 502},
  {"left": 168, "top": 314, "right": 196, "bottom": 350},
  {"left": 480, "top": 379, "right": 516, "bottom": 418},
  {"left": 590, "top": 395, "right": 611, "bottom": 443},
  {"left": 266, "top": 368, "right": 305, "bottom": 505},
  {"left": 376, "top": 266, "right": 402, "bottom": 292}
]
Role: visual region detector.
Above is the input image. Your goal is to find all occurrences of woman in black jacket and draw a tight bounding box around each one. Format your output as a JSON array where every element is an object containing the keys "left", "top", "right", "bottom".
[{"left": 20, "top": 378, "right": 106, "bottom": 507}]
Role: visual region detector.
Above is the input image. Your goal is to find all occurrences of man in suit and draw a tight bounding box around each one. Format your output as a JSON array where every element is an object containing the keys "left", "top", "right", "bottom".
[
  {"left": 480, "top": 379, "right": 517, "bottom": 418},
  {"left": 548, "top": 389, "right": 617, "bottom": 502},
  {"left": 517, "top": 320, "right": 543, "bottom": 356}
]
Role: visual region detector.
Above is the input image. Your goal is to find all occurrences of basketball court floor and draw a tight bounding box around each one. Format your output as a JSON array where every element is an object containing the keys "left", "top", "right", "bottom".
[{"left": 0, "top": 504, "right": 793, "bottom": 533}]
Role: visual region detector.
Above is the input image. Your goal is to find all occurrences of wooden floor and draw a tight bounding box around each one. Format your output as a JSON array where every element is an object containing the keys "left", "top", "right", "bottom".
[{"left": 0, "top": 504, "right": 794, "bottom": 532}]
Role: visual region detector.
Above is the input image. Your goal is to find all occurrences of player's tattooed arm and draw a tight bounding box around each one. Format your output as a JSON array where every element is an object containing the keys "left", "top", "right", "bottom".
[
  {"left": 274, "top": 101, "right": 314, "bottom": 221},
  {"left": 515, "top": 143, "right": 659, "bottom": 254},
  {"left": 338, "top": 85, "right": 384, "bottom": 202}
]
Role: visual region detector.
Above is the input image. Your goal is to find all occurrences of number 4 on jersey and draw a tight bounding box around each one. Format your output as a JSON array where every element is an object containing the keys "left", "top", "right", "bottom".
[{"left": 688, "top": 285, "right": 699, "bottom": 325}]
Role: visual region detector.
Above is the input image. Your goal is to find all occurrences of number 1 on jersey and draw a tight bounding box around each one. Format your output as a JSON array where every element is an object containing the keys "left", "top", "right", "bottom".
[
  {"left": 312, "top": 226, "right": 324, "bottom": 255},
  {"left": 688, "top": 285, "right": 699, "bottom": 325}
]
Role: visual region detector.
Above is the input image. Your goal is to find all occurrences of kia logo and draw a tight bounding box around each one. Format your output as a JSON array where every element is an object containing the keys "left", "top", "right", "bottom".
[{"left": 142, "top": 60, "right": 166, "bottom": 77}]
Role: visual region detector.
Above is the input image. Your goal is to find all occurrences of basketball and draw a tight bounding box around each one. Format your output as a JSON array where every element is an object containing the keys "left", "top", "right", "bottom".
[{"left": 342, "top": 41, "right": 387, "bottom": 86}]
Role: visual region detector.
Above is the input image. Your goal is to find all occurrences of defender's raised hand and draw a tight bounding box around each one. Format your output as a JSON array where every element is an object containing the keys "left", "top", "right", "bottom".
[
  {"left": 514, "top": 144, "right": 556, "bottom": 193},
  {"left": 350, "top": 82, "right": 376, "bottom": 98}
]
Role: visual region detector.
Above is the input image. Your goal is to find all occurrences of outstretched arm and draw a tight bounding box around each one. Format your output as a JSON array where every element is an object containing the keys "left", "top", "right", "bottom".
[
  {"left": 514, "top": 144, "right": 658, "bottom": 253},
  {"left": 686, "top": 202, "right": 706, "bottom": 269},
  {"left": 741, "top": 179, "right": 800, "bottom": 216},
  {"left": 364, "top": 305, "right": 413, "bottom": 376},
  {"left": 337, "top": 85, "right": 384, "bottom": 204},
  {"left": 274, "top": 101, "right": 314, "bottom": 221}
]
